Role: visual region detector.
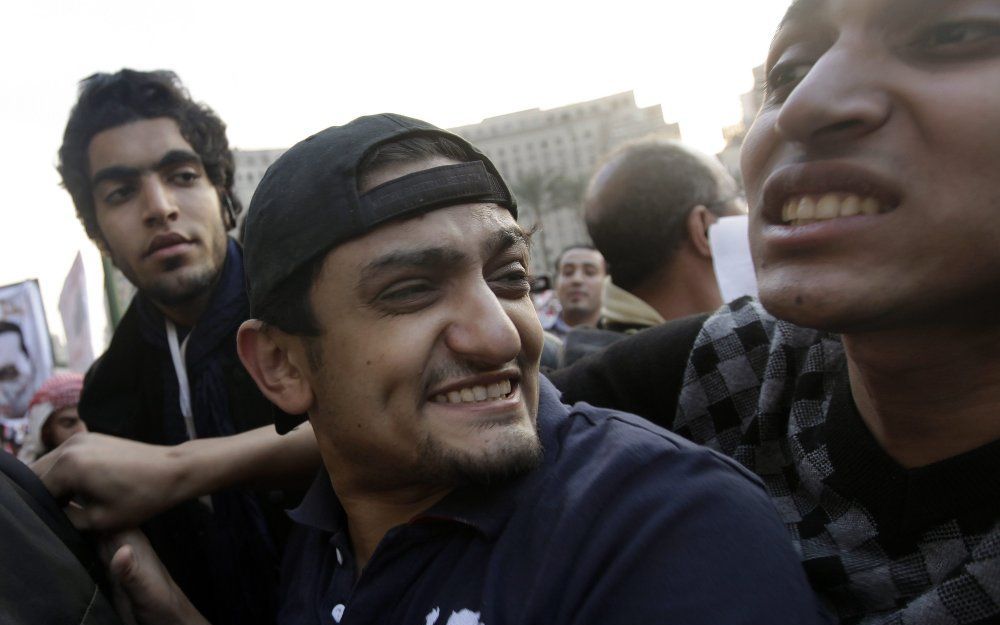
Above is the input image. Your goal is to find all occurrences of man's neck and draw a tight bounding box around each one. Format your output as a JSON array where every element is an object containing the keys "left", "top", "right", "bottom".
[
  {"left": 333, "top": 473, "right": 451, "bottom": 573},
  {"left": 560, "top": 308, "right": 600, "bottom": 328},
  {"left": 634, "top": 256, "right": 722, "bottom": 322},
  {"left": 153, "top": 290, "right": 214, "bottom": 329},
  {"left": 843, "top": 323, "right": 1000, "bottom": 469}
]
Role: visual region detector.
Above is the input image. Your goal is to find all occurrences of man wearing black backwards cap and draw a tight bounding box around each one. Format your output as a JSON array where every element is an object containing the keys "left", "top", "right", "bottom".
[{"left": 91, "top": 114, "right": 826, "bottom": 625}]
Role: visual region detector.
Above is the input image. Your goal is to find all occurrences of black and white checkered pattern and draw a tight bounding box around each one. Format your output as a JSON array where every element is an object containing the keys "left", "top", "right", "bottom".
[{"left": 674, "top": 298, "right": 1000, "bottom": 625}]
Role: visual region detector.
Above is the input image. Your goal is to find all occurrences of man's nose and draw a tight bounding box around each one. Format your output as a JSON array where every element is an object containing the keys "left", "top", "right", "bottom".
[
  {"left": 774, "top": 41, "right": 891, "bottom": 148},
  {"left": 444, "top": 281, "right": 521, "bottom": 367},
  {"left": 141, "top": 176, "right": 180, "bottom": 227}
]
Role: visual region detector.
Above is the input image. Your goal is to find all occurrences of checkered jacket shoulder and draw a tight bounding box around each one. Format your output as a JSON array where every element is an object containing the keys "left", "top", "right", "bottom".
[{"left": 675, "top": 297, "right": 1000, "bottom": 625}]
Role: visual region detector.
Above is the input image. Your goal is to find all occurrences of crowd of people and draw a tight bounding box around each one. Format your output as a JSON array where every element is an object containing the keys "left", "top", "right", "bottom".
[{"left": 1, "top": 0, "right": 998, "bottom": 623}]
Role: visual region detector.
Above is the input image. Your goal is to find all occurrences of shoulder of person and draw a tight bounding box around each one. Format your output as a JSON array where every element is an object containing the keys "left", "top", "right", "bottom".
[{"left": 555, "top": 398, "right": 763, "bottom": 492}]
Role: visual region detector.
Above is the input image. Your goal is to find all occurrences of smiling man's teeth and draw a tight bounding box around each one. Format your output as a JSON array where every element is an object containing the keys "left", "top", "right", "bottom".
[
  {"left": 433, "top": 379, "right": 513, "bottom": 404},
  {"left": 781, "top": 193, "right": 887, "bottom": 225}
]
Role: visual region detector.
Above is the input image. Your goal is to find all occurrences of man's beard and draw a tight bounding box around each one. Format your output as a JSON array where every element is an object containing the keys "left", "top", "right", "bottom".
[
  {"left": 143, "top": 262, "right": 220, "bottom": 307},
  {"left": 413, "top": 421, "right": 543, "bottom": 487}
]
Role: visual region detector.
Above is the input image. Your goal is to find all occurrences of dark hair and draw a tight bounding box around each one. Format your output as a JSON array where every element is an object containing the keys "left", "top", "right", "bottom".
[
  {"left": 0, "top": 321, "right": 28, "bottom": 356},
  {"left": 57, "top": 69, "right": 240, "bottom": 243},
  {"left": 554, "top": 244, "right": 607, "bottom": 273},
  {"left": 254, "top": 135, "right": 476, "bottom": 337},
  {"left": 584, "top": 138, "right": 738, "bottom": 292}
]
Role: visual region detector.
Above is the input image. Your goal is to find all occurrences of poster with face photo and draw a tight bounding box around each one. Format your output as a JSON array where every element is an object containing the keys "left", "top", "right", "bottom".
[{"left": 0, "top": 279, "right": 54, "bottom": 454}]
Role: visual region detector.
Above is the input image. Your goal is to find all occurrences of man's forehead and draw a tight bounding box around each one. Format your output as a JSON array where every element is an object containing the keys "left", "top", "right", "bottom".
[
  {"left": 334, "top": 204, "right": 524, "bottom": 274},
  {"left": 561, "top": 248, "right": 603, "bottom": 264},
  {"left": 778, "top": 0, "right": 825, "bottom": 29},
  {"left": 777, "top": 0, "right": 953, "bottom": 35},
  {"left": 87, "top": 117, "right": 195, "bottom": 177}
]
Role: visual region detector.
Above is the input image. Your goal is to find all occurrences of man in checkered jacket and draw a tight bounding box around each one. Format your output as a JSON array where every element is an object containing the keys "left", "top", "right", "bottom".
[{"left": 550, "top": 0, "right": 1000, "bottom": 623}]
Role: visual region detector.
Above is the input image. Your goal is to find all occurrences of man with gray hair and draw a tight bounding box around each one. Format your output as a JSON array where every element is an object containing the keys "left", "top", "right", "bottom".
[
  {"left": 585, "top": 139, "right": 745, "bottom": 331},
  {"left": 557, "top": 140, "right": 745, "bottom": 366}
]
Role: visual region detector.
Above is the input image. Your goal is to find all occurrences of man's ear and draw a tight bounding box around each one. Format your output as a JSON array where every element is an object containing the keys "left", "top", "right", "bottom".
[
  {"left": 219, "top": 190, "right": 237, "bottom": 230},
  {"left": 686, "top": 205, "right": 717, "bottom": 259},
  {"left": 237, "top": 320, "right": 314, "bottom": 415}
]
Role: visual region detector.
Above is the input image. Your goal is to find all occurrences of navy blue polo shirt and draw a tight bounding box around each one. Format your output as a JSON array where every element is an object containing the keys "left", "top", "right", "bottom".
[{"left": 278, "top": 378, "right": 827, "bottom": 625}]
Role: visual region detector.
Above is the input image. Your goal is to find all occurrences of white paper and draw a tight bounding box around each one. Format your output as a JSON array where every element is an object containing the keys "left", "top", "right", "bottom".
[{"left": 709, "top": 215, "right": 759, "bottom": 303}]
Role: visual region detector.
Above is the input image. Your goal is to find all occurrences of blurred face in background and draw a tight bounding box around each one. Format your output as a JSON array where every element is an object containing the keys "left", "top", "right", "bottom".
[
  {"left": 42, "top": 406, "right": 87, "bottom": 450},
  {"left": 742, "top": 0, "right": 1000, "bottom": 332},
  {"left": 0, "top": 329, "right": 33, "bottom": 418},
  {"left": 555, "top": 247, "right": 607, "bottom": 326}
]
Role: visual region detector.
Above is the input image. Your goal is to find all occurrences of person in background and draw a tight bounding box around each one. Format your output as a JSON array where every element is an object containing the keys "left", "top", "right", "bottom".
[
  {"left": 543, "top": 244, "right": 607, "bottom": 339},
  {"left": 558, "top": 140, "right": 745, "bottom": 366},
  {"left": 55, "top": 68, "right": 318, "bottom": 625},
  {"left": 584, "top": 139, "right": 745, "bottom": 332},
  {"left": 18, "top": 372, "right": 87, "bottom": 463}
]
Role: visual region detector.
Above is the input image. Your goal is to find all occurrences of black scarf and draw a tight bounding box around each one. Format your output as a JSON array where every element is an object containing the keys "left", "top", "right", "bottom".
[{"left": 136, "top": 239, "right": 279, "bottom": 625}]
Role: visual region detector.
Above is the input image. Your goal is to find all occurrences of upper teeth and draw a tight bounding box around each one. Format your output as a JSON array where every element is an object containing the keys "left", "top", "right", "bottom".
[
  {"left": 434, "top": 379, "right": 513, "bottom": 404},
  {"left": 782, "top": 193, "right": 887, "bottom": 225}
]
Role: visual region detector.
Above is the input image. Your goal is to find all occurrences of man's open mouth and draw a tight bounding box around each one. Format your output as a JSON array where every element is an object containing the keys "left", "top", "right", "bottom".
[
  {"left": 780, "top": 193, "right": 894, "bottom": 227},
  {"left": 431, "top": 379, "right": 514, "bottom": 404}
]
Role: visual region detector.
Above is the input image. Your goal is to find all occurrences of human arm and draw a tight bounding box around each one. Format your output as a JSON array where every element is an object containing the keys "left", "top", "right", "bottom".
[
  {"left": 546, "top": 313, "right": 706, "bottom": 429},
  {"left": 99, "top": 529, "right": 211, "bottom": 625},
  {"left": 32, "top": 422, "right": 321, "bottom": 531}
]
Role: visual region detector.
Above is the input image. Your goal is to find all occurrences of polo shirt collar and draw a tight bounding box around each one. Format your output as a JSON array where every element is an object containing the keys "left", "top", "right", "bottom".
[{"left": 287, "top": 377, "right": 568, "bottom": 541}]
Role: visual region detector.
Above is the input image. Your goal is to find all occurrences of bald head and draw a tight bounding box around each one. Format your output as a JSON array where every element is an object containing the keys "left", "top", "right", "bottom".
[{"left": 584, "top": 139, "right": 739, "bottom": 292}]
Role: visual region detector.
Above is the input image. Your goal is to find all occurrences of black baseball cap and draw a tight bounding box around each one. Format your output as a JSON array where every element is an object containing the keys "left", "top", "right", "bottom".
[
  {"left": 244, "top": 113, "right": 517, "bottom": 316},
  {"left": 242, "top": 113, "right": 517, "bottom": 434}
]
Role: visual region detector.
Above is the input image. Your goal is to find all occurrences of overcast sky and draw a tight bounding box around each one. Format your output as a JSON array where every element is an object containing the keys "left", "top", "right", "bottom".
[{"left": 0, "top": 0, "right": 789, "bottom": 353}]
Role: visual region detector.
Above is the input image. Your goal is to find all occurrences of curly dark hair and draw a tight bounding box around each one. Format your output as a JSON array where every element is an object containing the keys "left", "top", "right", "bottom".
[{"left": 57, "top": 69, "right": 240, "bottom": 243}]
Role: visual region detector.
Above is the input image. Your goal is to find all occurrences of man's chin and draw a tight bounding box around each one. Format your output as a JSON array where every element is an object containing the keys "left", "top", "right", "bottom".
[
  {"left": 142, "top": 267, "right": 220, "bottom": 307},
  {"left": 415, "top": 425, "right": 543, "bottom": 487}
]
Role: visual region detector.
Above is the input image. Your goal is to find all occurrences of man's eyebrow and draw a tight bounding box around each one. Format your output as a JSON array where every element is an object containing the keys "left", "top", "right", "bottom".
[
  {"left": 358, "top": 246, "right": 468, "bottom": 287},
  {"left": 876, "top": 0, "right": 955, "bottom": 26},
  {"left": 156, "top": 149, "right": 202, "bottom": 170},
  {"left": 91, "top": 150, "right": 202, "bottom": 186}
]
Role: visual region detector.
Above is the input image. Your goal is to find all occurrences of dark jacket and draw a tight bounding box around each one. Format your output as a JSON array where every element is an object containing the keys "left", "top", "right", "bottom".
[
  {"left": 79, "top": 242, "right": 290, "bottom": 625},
  {"left": 0, "top": 451, "right": 122, "bottom": 624}
]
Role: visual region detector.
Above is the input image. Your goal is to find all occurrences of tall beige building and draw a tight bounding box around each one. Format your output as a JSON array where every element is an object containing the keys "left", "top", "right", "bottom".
[
  {"left": 232, "top": 148, "right": 286, "bottom": 212},
  {"left": 450, "top": 91, "right": 680, "bottom": 273}
]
